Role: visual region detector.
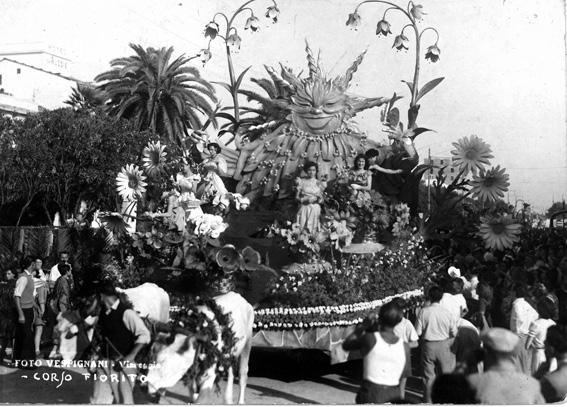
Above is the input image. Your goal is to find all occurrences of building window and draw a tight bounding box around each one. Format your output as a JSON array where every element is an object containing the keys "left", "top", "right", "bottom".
[
  {"left": 0, "top": 74, "right": 2, "bottom": 85},
  {"left": 450, "top": 167, "right": 454, "bottom": 173},
  {"left": 440, "top": 159, "right": 444, "bottom": 165},
  {"left": 17, "top": 68, "right": 21, "bottom": 74}
]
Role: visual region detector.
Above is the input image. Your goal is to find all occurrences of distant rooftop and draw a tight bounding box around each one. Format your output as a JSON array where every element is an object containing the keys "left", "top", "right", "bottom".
[{"left": 0, "top": 42, "right": 71, "bottom": 61}]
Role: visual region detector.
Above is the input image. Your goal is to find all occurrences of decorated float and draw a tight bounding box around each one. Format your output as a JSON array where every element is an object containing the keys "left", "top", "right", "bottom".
[{"left": 90, "top": 0, "right": 521, "bottom": 363}]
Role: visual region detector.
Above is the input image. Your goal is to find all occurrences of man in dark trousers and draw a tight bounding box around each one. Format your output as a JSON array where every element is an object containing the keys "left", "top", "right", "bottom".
[
  {"left": 13, "top": 256, "right": 36, "bottom": 368},
  {"left": 90, "top": 281, "right": 150, "bottom": 404}
]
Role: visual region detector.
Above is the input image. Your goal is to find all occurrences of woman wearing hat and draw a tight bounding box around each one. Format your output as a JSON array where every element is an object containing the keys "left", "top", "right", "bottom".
[{"left": 196, "top": 143, "right": 229, "bottom": 208}]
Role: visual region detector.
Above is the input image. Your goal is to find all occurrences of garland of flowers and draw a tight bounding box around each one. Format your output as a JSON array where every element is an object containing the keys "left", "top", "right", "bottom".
[
  {"left": 169, "top": 297, "right": 237, "bottom": 390},
  {"left": 253, "top": 289, "right": 423, "bottom": 330}
]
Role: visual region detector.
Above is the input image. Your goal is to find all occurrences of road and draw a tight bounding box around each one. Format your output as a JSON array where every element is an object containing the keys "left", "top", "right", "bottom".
[{"left": 0, "top": 349, "right": 424, "bottom": 404}]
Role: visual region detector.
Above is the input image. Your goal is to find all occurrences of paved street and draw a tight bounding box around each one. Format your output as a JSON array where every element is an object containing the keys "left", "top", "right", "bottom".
[{"left": 0, "top": 349, "right": 424, "bottom": 404}]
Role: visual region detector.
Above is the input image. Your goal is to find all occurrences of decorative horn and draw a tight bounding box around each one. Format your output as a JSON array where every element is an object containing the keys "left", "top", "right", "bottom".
[
  {"left": 342, "top": 49, "right": 367, "bottom": 90},
  {"left": 305, "top": 40, "right": 321, "bottom": 80}
]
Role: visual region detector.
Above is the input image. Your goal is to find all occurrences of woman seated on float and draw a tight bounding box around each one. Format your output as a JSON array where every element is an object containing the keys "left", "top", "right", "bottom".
[
  {"left": 146, "top": 162, "right": 203, "bottom": 233},
  {"left": 296, "top": 161, "right": 326, "bottom": 233},
  {"left": 196, "top": 142, "right": 230, "bottom": 208}
]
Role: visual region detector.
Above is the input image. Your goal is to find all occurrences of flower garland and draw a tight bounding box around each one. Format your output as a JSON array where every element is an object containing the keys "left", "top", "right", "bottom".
[
  {"left": 169, "top": 297, "right": 237, "bottom": 390},
  {"left": 253, "top": 289, "right": 423, "bottom": 330}
]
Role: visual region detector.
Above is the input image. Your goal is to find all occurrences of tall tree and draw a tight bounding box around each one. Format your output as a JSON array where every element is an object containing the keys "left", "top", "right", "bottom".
[
  {"left": 65, "top": 82, "right": 104, "bottom": 111},
  {"left": 95, "top": 44, "right": 217, "bottom": 145}
]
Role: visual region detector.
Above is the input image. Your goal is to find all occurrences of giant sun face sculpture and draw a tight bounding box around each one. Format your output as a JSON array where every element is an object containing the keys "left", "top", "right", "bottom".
[
  {"left": 225, "top": 43, "right": 393, "bottom": 200},
  {"left": 289, "top": 81, "right": 347, "bottom": 135}
]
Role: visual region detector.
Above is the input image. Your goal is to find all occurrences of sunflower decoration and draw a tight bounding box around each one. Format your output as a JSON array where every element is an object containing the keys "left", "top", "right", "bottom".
[
  {"left": 142, "top": 141, "right": 167, "bottom": 177},
  {"left": 116, "top": 164, "right": 147, "bottom": 200},
  {"left": 470, "top": 165, "right": 510, "bottom": 202},
  {"left": 478, "top": 215, "right": 521, "bottom": 251},
  {"left": 451, "top": 135, "right": 493, "bottom": 175}
]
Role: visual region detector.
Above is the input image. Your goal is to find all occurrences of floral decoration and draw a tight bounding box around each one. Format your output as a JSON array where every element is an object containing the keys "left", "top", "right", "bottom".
[
  {"left": 142, "top": 141, "right": 167, "bottom": 177},
  {"left": 451, "top": 135, "right": 493, "bottom": 175},
  {"left": 193, "top": 213, "right": 228, "bottom": 239},
  {"left": 478, "top": 215, "right": 521, "bottom": 251},
  {"left": 470, "top": 165, "right": 510, "bottom": 202},
  {"left": 116, "top": 164, "right": 147, "bottom": 201}
]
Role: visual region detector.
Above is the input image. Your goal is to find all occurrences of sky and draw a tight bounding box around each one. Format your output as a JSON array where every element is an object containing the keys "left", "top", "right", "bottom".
[{"left": 0, "top": 0, "right": 565, "bottom": 211}]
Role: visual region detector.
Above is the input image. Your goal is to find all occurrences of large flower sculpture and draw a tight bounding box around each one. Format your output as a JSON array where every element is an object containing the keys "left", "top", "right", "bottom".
[
  {"left": 478, "top": 216, "right": 521, "bottom": 251},
  {"left": 470, "top": 165, "right": 509, "bottom": 202},
  {"left": 451, "top": 135, "right": 493, "bottom": 175},
  {"left": 116, "top": 164, "right": 147, "bottom": 200},
  {"left": 142, "top": 141, "right": 167, "bottom": 177},
  {"left": 193, "top": 213, "right": 228, "bottom": 239}
]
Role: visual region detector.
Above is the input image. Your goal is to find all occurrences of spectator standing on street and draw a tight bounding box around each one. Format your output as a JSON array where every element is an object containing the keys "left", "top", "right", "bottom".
[
  {"left": 90, "top": 280, "right": 151, "bottom": 404},
  {"left": 526, "top": 297, "right": 556, "bottom": 375},
  {"left": 13, "top": 256, "right": 36, "bottom": 368},
  {"left": 32, "top": 270, "right": 48, "bottom": 358},
  {"left": 392, "top": 297, "right": 418, "bottom": 399},
  {"left": 539, "top": 324, "right": 567, "bottom": 402},
  {"left": 343, "top": 301, "right": 411, "bottom": 404},
  {"left": 34, "top": 258, "right": 47, "bottom": 282},
  {"left": 510, "top": 282, "right": 539, "bottom": 373},
  {"left": 414, "top": 285, "right": 458, "bottom": 403},
  {"left": 466, "top": 328, "right": 545, "bottom": 404},
  {"left": 48, "top": 251, "right": 73, "bottom": 291},
  {"left": 48, "top": 263, "right": 71, "bottom": 359},
  {"left": 0, "top": 268, "right": 17, "bottom": 364}
]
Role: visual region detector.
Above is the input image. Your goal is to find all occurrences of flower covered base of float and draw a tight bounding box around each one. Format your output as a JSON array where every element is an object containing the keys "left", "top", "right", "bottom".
[{"left": 252, "top": 288, "right": 423, "bottom": 364}]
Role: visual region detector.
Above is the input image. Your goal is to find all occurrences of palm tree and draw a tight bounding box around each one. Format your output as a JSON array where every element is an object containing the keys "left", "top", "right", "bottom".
[
  {"left": 65, "top": 82, "right": 103, "bottom": 111},
  {"left": 95, "top": 44, "right": 217, "bottom": 145}
]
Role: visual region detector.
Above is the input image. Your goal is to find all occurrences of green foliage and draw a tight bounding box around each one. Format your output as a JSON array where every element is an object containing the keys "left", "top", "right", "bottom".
[
  {"left": 0, "top": 108, "right": 153, "bottom": 225},
  {"left": 95, "top": 44, "right": 217, "bottom": 145},
  {"left": 265, "top": 233, "right": 433, "bottom": 309}
]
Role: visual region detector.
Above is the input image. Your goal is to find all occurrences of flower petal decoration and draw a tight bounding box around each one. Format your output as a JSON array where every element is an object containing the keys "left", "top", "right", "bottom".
[
  {"left": 99, "top": 211, "right": 129, "bottom": 238},
  {"left": 425, "top": 44, "right": 441, "bottom": 62},
  {"left": 392, "top": 34, "right": 410, "bottom": 51},
  {"left": 346, "top": 11, "right": 361, "bottom": 29},
  {"left": 470, "top": 165, "right": 510, "bottom": 202},
  {"left": 478, "top": 216, "right": 521, "bottom": 251},
  {"left": 216, "top": 245, "right": 242, "bottom": 271},
  {"left": 198, "top": 48, "right": 212, "bottom": 65},
  {"left": 142, "top": 141, "right": 167, "bottom": 177},
  {"left": 116, "top": 164, "right": 147, "bottom": 200},
  {"left": 410, "top": 4, "right": 426, "bottom": 20},
  {"left": 451, "top": 135, "right": 493, "bottom": 174},
  {"left": 244, "top": 15, "right": 260, "bottom": 32},
  {"left": 227, "top": 33, "right": 242, "bottom": 51},
  {"left": 242, "top": 246, "right": 261, "bottom": 270},
  {"left": 376, "top": 19, "right": 392, "bottom": 36},
  {"left": 204, "top": 21, "right": 220, "bottom": 39},
  {"left": 265, "top": 5, "right": 280, "bottom": 23}
]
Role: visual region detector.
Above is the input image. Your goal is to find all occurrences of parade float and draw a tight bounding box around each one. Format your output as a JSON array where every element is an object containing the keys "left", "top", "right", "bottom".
[{"left": 90, "top": 0, "right": 520, "bottom": 363}]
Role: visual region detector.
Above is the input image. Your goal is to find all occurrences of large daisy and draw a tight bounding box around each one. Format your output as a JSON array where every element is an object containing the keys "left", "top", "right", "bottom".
[
  {"left": 470, "top": 165, "right": 510, "bottom": 202},
  {"left": 142, "top": 141, "right": 167, "bottom": 177},
  {"left": 451, "top": 135, "right": 493, "bottom": 174},
  {"left": 478, "top": 216, "right": 521, "bottom": 251},
  {"left": 116, "top": 164, "right": 147, "bottom": 200}
]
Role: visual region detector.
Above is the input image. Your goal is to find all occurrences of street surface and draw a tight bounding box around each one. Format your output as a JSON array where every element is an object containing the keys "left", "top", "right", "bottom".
[{"left": 0, "top": 349, "right": 424, "bottom": 404}]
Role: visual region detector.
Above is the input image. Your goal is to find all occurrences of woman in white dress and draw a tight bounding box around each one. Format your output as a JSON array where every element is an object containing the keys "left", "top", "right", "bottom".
[
  {"left": 526, "top": 297, "right": 556, "bottom": 374},
  {"left": 196, "top": 143, "right": 229, "bottom": 208},
  {"left": 295, "top": 161, "right": 326, "bottom": 233},
  {"left": 147, "top": 164, "right": 202, "bottom": 233}
]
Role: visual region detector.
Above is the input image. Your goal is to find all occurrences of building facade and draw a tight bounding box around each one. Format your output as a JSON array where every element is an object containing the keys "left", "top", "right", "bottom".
[
  {"left": 423, "top": 156, "right": 459, "bottom": 185},
  {"left": 0, "top": 42, "right": 83, "bottom": 114}
]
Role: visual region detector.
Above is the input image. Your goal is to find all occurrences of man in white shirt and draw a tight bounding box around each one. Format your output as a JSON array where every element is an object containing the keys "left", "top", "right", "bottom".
[
  {"left": 415, "top": 286, "right": 458, "bottom": 403},
  {"left": 48, "top": 251, "right": 72, "bottom": 291},
  {"left": 510, "top": 283, "right": 539, "bottom": 374},
  {"left": 440, "top": 278, "right": 468, "bottom": 321}
]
